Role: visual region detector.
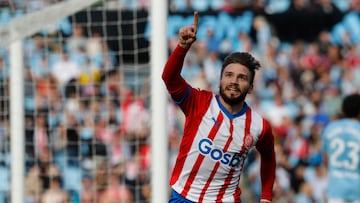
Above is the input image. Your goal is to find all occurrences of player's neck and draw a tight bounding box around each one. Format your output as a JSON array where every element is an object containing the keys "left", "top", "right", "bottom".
[{"left": 220, "top": 100, "right": 245, "bottom": 115}]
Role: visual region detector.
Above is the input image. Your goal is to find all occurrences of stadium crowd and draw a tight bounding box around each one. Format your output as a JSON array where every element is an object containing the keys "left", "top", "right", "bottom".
[{"left": 0, "top": 0, "right": 360, "bottom": 203}]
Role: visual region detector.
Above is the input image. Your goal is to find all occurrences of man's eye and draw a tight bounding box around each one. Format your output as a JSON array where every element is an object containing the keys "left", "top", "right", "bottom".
[{"left": 238, "top": 75, "right": 248, "bottom": 80}]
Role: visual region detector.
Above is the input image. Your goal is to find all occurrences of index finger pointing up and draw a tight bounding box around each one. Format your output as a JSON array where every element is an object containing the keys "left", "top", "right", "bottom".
[{"left": 193, "top": 11, "right": 198, "bottom": 33}]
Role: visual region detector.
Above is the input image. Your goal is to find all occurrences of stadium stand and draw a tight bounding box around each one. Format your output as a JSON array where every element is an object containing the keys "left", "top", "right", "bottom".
[{"left": 0, "top": 0, "right": 359, "bottom": 202}]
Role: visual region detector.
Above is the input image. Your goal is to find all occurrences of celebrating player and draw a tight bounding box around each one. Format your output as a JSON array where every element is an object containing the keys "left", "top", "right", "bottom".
[
  {"left": 162, "top": 12, "right": 276, "bottom": 203},
  {"left": 322, "top": 93, "right": 360, "bottom": 203}
]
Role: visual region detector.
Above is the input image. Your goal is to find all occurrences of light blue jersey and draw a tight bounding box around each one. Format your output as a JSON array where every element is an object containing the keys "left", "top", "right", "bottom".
[{"left": 322, "top": 119, "right": 360, "bottom": 201}]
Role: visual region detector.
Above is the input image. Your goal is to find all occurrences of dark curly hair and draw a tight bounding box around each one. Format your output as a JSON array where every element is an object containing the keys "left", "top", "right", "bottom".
[
  {"left": 221, "top": 52, "right": 261, "bottom": 84},
  {"left": 342, "top": 93, "right": 360, "bottom": 119}
]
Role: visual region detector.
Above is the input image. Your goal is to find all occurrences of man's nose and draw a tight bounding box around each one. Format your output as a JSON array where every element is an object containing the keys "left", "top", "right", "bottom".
[{"left": 230, "top": 77, "right": 238, "bottom": 84}]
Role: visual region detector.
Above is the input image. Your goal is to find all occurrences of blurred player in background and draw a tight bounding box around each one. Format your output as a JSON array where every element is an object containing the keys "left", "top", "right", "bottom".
[
  {"left": 162, "top": 12, "right": 276, "bottom": 203},
  {"left": 322, "top": 93, "right": 360, "bottom": 203}
]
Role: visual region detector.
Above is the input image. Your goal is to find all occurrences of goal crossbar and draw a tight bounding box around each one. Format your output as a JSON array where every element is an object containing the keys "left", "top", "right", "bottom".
[{"left": 0, "top": 0, "right": 102, "bottom": 48}]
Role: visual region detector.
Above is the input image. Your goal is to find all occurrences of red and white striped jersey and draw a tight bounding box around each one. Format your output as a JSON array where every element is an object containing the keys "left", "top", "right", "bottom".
[
  {"left": 162, "top": 45, "right": 275, "bottom": 203},
  {"left": 172, "top": 89, "right": 273, "bottom": 202}
]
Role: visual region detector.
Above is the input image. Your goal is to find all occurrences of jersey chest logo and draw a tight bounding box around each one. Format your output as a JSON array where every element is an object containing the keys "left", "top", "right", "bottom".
[{"left": 198, "top": 138, "right": 241, "bottom": 168}]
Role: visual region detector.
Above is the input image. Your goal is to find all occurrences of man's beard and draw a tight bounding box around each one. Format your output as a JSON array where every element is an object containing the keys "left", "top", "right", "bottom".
[{"left": 219, "top": 86, "right": 247, "bottom": 106}]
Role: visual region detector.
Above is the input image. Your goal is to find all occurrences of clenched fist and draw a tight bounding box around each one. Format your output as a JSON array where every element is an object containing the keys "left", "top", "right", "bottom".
[{"left": 178, "top": 11, "right": 198, "bottom": 49}]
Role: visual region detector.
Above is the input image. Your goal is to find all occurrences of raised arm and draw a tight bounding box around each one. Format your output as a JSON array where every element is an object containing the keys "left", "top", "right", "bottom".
[{"left": 162, "top": 12, "right": 198, "bottom": 102}]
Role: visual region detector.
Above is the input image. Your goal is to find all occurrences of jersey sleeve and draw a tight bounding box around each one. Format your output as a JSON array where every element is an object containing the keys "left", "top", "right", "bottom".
[
  {"left": 162, "top": 45, "right": 190, "bottom": 103},
  {"left": 255, "top": 119, "right": 276, "bottom": 201},
  {"left": 162, "top": 45, "right": 212, "bottom": 116}
]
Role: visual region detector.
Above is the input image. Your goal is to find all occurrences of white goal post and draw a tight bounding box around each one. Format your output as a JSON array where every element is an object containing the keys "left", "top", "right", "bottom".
[
  {"left": 150, "top": 1, "right": 168, "bottom": 203},
  {"left": 4, "top": 1, "right": 104, "bottom": 203}
]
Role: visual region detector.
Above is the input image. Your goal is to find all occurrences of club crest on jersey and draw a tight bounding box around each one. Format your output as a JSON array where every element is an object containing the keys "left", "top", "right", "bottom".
[
  {"left": 198, "top": 138, "right": 241, "bottom": 168},
  {"left": 244, "top": 134, "right": 254, "bottom": 148}
]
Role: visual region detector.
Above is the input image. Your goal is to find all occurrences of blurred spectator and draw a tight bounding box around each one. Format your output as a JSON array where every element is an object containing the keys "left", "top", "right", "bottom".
[
  {"left": 202, "top": 51, "right": 222, "bottom": 91},
  {"left": 1, "top": 2, "right": 360, "bottom": 203},
  {"left": 0, "top": 56, "right": 7, "bottom": 78},
  {"left": 321, "top": 86, "right": 342, "bottom": 118},
  {"left": 109, "top": 127, "right": 131, "bottom": 166},
  {"left": 307, "top": 164, "right": 327, "bottom": 203},
  {"left": 51, "top": 124, "right": 67, "bottom": 169},
  {"left": 85, "top": 30, "right": 117, "bottom": 70},
  {"left": 33, "top": 113, "right": 49, "bottom": 157},
  {"left": 262, "top": 93, "right": 293, "bottom": 132},
  {"left": 95, "top": 116, "right": 116, "bottom": 145},
  {"left": 29, "top": 54, "right": 50, "bottom": 80},
  {"left": 246, "top": 152, "right": 262, "bottom": 200},
  {"left": 51, "top": 52, "right": 81, "bottom": 86},
  {"left": 169, "top": 0, "right": 192, "bottom": 12},
  {"left": 24, "top": 165, "right": 43, "bottom": 203},
  {"left": 80, "top": 175, "right": 97, "bottom": 203},
  {"left": 26, "top": 147, "right": 62, "bottom": 194},
  {"left": 232, "top": 31, "right": 253, "bottom": 53},
  {"left": 67, "top": 24, "right": 88, "bottom": 56},
  {"left": 180, "top": 50, "right": 202, "bottom": 85},
  {"left": 252, "top": 15, "right": 272, "bottom": 55},
  {"left": 41, "top": 176, "right": 69, "bottom": 203},
  {"left": 120, "top": 90, "right": 150, "bottom": 142},
  {"left": 317, "top": 30, "right": 332, "bottom": 55},
  {"left": 294, "top": 182, "right": 313, "bottom": 203},
  {"left": 284, "top": 120, "right": 309, "bottom": 167},
  {"left": 99, "top": 173, "right": 133, "bottom": 203},
  {"left": 204, "top": 28, "right": 221, "bottom": 53}
]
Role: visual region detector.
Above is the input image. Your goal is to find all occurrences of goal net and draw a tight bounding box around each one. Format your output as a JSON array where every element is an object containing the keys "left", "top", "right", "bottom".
[{"left": 0, "top": 0, "right": 168, "bottom": 202}]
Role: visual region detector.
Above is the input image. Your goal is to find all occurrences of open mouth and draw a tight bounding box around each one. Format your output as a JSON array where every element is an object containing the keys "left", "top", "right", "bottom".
[{"left": 226, "top": 87, "right": 240, "bottom": 94}]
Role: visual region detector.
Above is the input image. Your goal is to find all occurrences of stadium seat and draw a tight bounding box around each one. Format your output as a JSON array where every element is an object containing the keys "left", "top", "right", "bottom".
[
  {"left": 197, "top": 15, "right": 217, "bottom": 41},
  {"left": 266, "top": 0, "right": 290, "bottom": 14},
  {"left": 0, "top": 166, "right": 9, "bottom": 192},
  {"left": 330, "top": 23, "right": 346, "bottom": 45},
  {"left": 191, "top": 0, "right": 210, "bottom": 12},
  {"left": 167, "top": 15, "right": 185, "bottom": 39},
  {"left": 343, "top": 12, "right": 360, "bottom": 43},
  {"left": 170, "top": 0, "right": 188, "bottom": 11},
  {"left": 332, "top": 0, "right": 350, "bottom": 12},
  {"left": 210, "top": 0, "right": 224, "bottom": 11},
  {"left": 0, "top": 8, "right": 12, "bottom": 27},
  {"left": 63, "top": 165, "right": 82, "bottom": 193}
]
